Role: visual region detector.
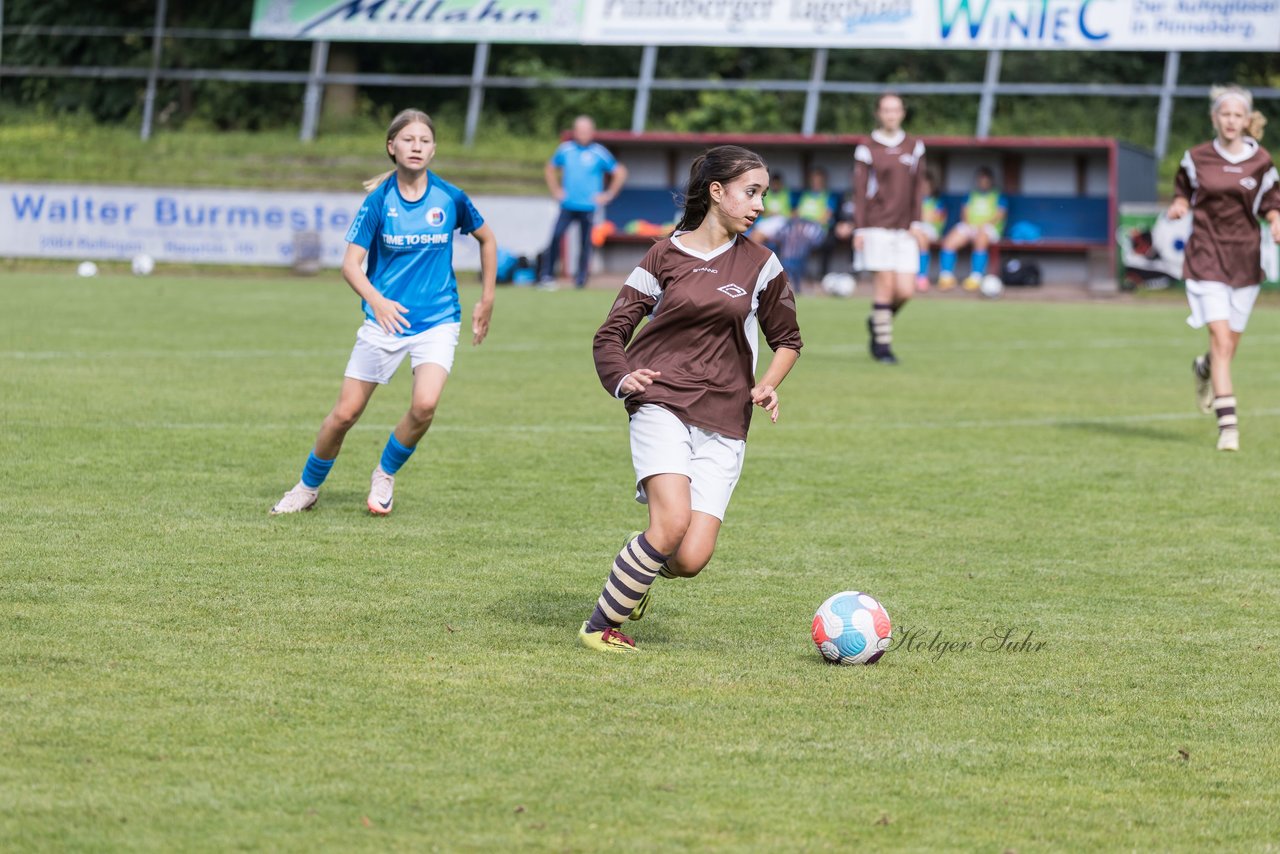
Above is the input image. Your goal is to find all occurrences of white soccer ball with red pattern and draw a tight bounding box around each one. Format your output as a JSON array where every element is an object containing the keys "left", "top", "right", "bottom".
[{"left": 812, "top": 591, "right": 892, "bottom": 665}]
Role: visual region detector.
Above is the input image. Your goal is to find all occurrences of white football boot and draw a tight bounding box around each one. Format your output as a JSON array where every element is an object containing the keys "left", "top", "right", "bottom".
[
  {"left": 368, "top": 467, "right": 395, "bottom": 515},
  {"left": 270, "top": 482, "right": 318, "bottom": 515},
  {"left": 1217, "top": 428, "right": 1239, "bottom": 452}
]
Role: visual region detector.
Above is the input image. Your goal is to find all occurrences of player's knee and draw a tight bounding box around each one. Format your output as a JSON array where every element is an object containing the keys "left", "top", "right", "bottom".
[
  {"left": 678, "top": 552, "right": 712, "bottom": 577},
  {"left": 408, "top": 400, "right": 438, "bottom": 427},
  {"left": 326, "top": 406, "right": 362, "bottom": 434},
  {"left": 648, "top": 512, "right": 691, "bottom": 554}
]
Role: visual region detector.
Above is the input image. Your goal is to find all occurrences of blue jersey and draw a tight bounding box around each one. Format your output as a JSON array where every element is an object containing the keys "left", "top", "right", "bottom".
[
  {"left": 345, "top": 172, "right": 484, "bottom": 337},
  {"left": 552, "top": 141, "right": 618, "bottom": 212}
]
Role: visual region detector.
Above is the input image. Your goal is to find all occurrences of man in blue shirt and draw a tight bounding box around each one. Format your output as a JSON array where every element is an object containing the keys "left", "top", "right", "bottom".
[{"left": 538, "top": 115, "right": 628, "bottom": 289}]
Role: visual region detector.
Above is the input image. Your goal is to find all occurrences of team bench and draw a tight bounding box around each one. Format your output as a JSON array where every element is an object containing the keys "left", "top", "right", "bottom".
[
  {"left": 580, "top": 131, "right": 1156, "bottom": 288},
  {"left": 597, "top": 189, "right": 1113, "bottom": 283}
]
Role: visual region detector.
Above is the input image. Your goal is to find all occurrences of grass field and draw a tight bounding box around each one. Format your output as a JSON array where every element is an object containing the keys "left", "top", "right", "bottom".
[
  {"left": 4, "top": 274, "right": 1280, "bottom": 851},
  {"left": 0, "top": 119, "right": 549, "bottom": 195},
  {"left": 0, "top": 116, "right": 1196, "bottom": 197}
]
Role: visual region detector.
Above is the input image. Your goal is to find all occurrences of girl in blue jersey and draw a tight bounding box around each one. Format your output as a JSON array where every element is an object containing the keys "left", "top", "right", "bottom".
[{"left": 271, "top": 109, "right": 497, "bottom": 516}]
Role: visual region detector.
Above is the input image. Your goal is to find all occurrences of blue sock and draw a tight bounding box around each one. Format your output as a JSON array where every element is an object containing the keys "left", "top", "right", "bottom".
[
  {"left": 940, "top": 249, "right": 957, "bottom": 274},
  {"left": 301, "top": 450, "right": 335, "bottom": 489},
  {"left": 972, "top": 250, "right": 988, "bottom": 276},
  {"left": 379, "top": 432, "right": 416, "bottom": 475},
  {"left": 919, "top": 251, "right": 930, "bottom": 277}
]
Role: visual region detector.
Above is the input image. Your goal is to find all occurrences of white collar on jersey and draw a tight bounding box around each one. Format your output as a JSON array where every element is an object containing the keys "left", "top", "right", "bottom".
[
  {"left": 670, "top": 233, "right": 737, "bottom": 262},
  {"left": 1213, "top": 136, "right": 1258, "bottom": 165},
  {"left": 871, "top": 128, "right": 906, "bottom": 147}
]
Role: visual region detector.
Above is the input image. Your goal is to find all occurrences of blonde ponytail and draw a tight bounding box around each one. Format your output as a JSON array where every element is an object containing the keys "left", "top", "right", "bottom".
[
  {"left": 362, "top": 169, "right": 394, "bottom": 192},
  {"left": 1248, "top": 109, "right": 1266, "bottom": 141},
  {"left": 362, "top": 108, "right": 435, "bottom": 191}
]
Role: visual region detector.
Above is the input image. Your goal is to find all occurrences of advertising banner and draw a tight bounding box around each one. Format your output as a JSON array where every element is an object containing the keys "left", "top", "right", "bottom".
[
  {"left": 1117, "top": 203, "right": 1280, "bottom": 291},
  {"left": 251, "top": 0, "right": 585, "bottom": 43},
  {"left": 252, "top": 0, "right": 1280, "bottom": 51},
  {"left": 581, "top": 0, "right": 1280, "bottom": 50},
  {"left": 0, "top": 184, "right": 558, "bottom": 271}
]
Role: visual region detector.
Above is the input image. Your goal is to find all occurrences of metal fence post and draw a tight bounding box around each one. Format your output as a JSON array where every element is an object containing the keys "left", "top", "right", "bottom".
[
  {"left": 0, "top": 0, "right": 6, "bottom": 98},
  {"left": 976, "top": 49, "right": 1002, "bottom": 139},
  {"left": 1154, "top": 50, "right": 1180, "bottom": 159},
  {"left": 139, "top": 0, "right": 169, "bottom": 141},
  {"left": 463, "top": 42, "right": 490, "bottom": 148},
  {"left": 299, "top": 40, "right": 329, "bottom": 142},
  {"left": 631, "top": 45, "right": 658, "bottom": 133},
  {"left": 802, "top": 47, "right": 828, "bottom": 136}
]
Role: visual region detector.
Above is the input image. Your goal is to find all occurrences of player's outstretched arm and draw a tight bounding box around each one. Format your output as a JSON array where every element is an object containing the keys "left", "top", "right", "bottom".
[{"left": 470, "top": 224, "right": 497, "bottom": 345}]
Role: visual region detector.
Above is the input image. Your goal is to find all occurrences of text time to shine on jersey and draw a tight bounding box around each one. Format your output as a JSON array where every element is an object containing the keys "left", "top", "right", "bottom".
[{"left": 9, "top": 193, "right": 352, "bottom": 231}]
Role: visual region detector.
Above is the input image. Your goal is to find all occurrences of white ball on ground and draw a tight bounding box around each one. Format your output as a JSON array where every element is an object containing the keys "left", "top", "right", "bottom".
[
  {"left": 821, "top": 272, "right": 856, "bottom": 298},
  {"left": 131, "top": 253, "right": 155, "bottom": 276},
  {"left": 979, "top": 274, "right": 1004, "bottom": 299},
  {"left": 77, "top": 261, "right": 99, "bottom": 278}
]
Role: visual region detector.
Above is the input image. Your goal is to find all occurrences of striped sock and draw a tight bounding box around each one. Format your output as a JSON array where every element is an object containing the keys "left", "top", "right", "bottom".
[
  {"left": 1214, "top": 395, "right": 1237, "bottom": 434},
  {"left": 586, "top": 533, "right": 669, "bottom": 631},
  {"left": 379, "top": 432, "right": 416, "bottom": 475},
  {"left": 658, "top": 563, "right": 678, "bottom": 579},
  {"left": 300, "top": 450, "right": 335, "bottom": 489},
  {"left": 871, "top": 302, "right": 893, "bottom": 349}
]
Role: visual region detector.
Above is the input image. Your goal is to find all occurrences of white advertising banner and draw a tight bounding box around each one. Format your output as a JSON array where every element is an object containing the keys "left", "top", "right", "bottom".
[
  {"left": 252, "top": 0, "right": 1280, "bottom": 50},
  {"left": 582, "top": 0, "right": 1280, "bottom": 50},
  {"left": 251, "top": 0, "right": 585, "bottom": 43},
  {"left": 0, "top": 184, "right": 558, "bottom": 271}
]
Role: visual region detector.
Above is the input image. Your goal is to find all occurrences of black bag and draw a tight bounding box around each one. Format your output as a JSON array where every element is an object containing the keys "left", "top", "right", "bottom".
[{"left": 1001, "top": 258, "right": 1042, "bottom": 286}]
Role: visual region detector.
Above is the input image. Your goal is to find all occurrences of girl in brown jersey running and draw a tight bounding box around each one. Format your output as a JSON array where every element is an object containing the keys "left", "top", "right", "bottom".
[
  {"left": 1169, "top": 85, "right": 1280, "bottom": 452},
  {"left": 853, "top": 92, "right": 928, "bottom": 365},
  {"left": 578, "top": 145, "right": 804, "bottom": 652}
]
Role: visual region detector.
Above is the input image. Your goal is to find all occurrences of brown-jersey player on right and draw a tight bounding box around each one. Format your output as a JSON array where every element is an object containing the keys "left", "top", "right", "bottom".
[{"left": 1169, "top": 85, "right": 1280, "bottom": 452}]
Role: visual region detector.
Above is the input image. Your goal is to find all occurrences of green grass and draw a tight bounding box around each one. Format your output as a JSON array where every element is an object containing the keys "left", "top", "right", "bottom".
[
  {"left": 0, "top": 116, "right": 1199, "bottom": 199},
  {"left": 0, "top": 120, "right": 549, "bottom": 194},
  {"left": 4, "top": 275, "right": 1280, "bottom": 850}
]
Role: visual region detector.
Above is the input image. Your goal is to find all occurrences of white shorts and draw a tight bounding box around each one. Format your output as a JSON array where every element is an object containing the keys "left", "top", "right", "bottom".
[
  {"left": 1185, "top": 280, "right": 1261, "bottom": 334},
  {"left": 856, "top": 228, "right": 918, "bottom": 274},
  {"left": 344, "top": 320, "right": 461, "bottom": 384},
  {"left": 629, "top": 404, "right": 746, "bottom": 522},
  {"left": 951, "top": 222, "right": 1001, "bottom": 242}
]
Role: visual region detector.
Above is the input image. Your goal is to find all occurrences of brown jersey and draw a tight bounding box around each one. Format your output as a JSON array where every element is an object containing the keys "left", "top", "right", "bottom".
[
  {"left": 593, "top": 235, "right": 803, "bottom": 441},
  {"left": 853, "top": 130, "right": 927, "bottom": 231},
  {"left": 1174, "top": 139, "right": 1280, "bottom": 287}
]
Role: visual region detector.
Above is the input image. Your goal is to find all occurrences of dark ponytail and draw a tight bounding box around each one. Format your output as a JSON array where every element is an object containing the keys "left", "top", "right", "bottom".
[{"left": 674, "top": 145, "right": 768, "bottom": 232}]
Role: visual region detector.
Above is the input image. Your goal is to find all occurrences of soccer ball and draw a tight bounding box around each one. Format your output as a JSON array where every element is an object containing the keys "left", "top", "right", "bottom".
[
  {"left": 821, "top": 272, "right": 856, "bottom": 298},
  {"left": 979, "top": 274, "right": 1004, "bottom": 299},
  {"left": 812, "top": 591, "right": 892, "bottom": 665},
  {"left": 131, "top": 253, "right": 155, "bottom": 276},
  {"left": 76, "top": 261, "right": 98, "bottom": 278}
]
